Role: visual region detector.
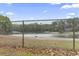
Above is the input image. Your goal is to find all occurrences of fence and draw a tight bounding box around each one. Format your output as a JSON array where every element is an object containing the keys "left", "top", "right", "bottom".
[{"left": 0, "top": 18, "right": 78, "bottom": 50}]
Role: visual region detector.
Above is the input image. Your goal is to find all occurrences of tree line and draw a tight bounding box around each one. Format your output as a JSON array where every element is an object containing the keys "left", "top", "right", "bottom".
[
  {"left": 12, "top": 18, "right": 79, "bottom": 33},
  {"left": 0, "top": 15, "right": 79, "bottom": 34}
]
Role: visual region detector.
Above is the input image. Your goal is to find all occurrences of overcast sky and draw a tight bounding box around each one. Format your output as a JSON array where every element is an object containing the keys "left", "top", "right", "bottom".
[{"left": 0, "top": 3, "right": 79, "bottom": 21}]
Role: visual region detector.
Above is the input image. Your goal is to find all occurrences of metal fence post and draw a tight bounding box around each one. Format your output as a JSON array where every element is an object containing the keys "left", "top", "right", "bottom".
[
  {"left": 22, "top": 21, "right": 24, "bottom": 48},
  {"left": 72, "top": 19, "right": 75, "bottom": 51}
]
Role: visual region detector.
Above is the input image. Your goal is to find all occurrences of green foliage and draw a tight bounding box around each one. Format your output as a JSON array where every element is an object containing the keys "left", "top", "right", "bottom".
[
  {"left": 58, "top": 20, "right": 65, "bottom": 33},
  {"left": 12, "top": 17, "right": 79, "bottom": 33},
  {"left": 0, "top": 15, "right": 12, "bottom": 34},
  {"left": 51, "top": 22, "right": 58, "bottom": 32}
]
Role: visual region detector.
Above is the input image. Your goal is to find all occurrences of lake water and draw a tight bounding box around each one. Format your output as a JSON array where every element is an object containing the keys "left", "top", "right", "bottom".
[
  {"left": 10, "top": 33, "right": 79, "bottom": 40},
  {"left": 11, "top": 34, "right": 54, "bottom": 38}
]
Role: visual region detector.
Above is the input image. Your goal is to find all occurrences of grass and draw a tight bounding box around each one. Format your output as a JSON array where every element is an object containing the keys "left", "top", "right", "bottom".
[{"left": 0, "top": 35, "right": 79, "bottom": 56}]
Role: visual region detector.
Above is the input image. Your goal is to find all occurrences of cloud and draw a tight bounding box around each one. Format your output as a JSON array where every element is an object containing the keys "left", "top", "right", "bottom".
[
  {"left": 65, "top": 13, "right": 76, "bottom": 18},
  {"left": 0, "top": 11, "right": 14, "bottom": 16},
  {"left": 5, "top": 3, "right": 13, "bottom": 6},
  {"left": 61, "top": 4, "right": 79, "bottom": 9},
  {"left": 7, "top": 3, "right": 13, "bottom": 5},
  {"left": 29, "top": 17, "right": 34, "bottom": 20},
  {"left": 43, "top": 10, "right": 48, "bottom": 13},
  {"left": 6, "top": 12, "right": 14, "bottom": 15},
  {"left": 65, "top": 16, "right": 73, "bottom": 18},
  {"left": 67, "top": 13, "right": 76, "bottom": 16},
  {"left": 6, "top": 3, "right": 13, "bottom": 5},
  {"left": 0, "top": 11, "right": 4, "bottom": 14},
  {"left": 49, "top": 3, "right": 61, "bottom": 5}
]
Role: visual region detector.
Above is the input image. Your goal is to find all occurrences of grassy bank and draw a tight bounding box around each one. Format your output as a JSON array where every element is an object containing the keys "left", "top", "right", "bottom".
[{"left": 0, "top": 35, "right": 79, "bottom": 49}]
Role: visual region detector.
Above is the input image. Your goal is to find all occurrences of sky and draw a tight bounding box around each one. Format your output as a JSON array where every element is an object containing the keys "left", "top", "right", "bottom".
[{"left": 0, "top": 3, "right": 79, "bottom": 21}]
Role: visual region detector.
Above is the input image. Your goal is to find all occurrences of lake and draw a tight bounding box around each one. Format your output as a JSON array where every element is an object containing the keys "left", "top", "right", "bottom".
[
  {"left": 10, "top": 33, "right": 54, "bottom": 38},
  {"left": 10, "top": 33, "right": 79, "bottom": 40}
]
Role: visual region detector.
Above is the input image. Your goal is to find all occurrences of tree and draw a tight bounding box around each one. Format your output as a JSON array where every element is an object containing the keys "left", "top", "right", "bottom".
[
  {"left": 51, "top": 21, "right": 58, "bottom": 32},
  {"left": 0, "top": 15, "right": 12, "bottom": 34},
  {"left": 58, "top": 20, "right": 65, "bottom": 33}
]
